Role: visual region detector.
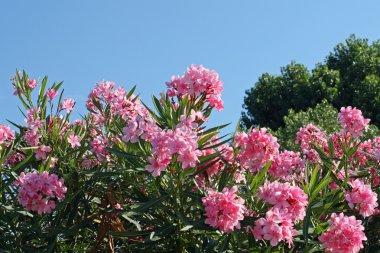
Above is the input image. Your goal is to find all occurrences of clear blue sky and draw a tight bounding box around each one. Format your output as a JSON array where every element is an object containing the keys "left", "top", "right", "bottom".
[{"left": 1, "top": 1, "right": 380, "bottom": 135}]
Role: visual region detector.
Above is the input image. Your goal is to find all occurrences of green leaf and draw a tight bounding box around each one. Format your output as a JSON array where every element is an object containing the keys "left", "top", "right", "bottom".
[
  {"left": 109, "top": 230, "right": 152, "bottom": 237},
  {"left": 133, "top": 195, "right": 168, "bottom": 213},
  {"left": 249, "top": 161, "right": 271, "bottom": 193}
]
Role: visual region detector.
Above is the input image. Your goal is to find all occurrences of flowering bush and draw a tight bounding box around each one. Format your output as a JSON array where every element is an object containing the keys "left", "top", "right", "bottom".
[{"left": 0, "top": 68, "right": 379, "bottom": 252}]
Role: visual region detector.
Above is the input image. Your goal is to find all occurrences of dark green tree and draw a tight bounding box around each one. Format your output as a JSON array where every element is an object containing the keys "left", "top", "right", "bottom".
[{"left": 242, "top": 35, "right": 380, "bottom": 130}]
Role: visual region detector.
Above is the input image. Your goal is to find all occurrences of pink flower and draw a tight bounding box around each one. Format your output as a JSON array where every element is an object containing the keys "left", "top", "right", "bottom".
[
  {"left": 177, "top": 148, "right": 201, "bottom": 169},
  {"left": 144, "top": 124, "right": 200, "bottom": 176},
  {"left": 202, "top": 186, "right": 246, "bottom": 233},
  {"left": 338, "top": 106, "right": 370, "bottom": 138},
  {"left": 165, "top": 65, "right": 224, "bottom": 111},
  {"left": 87, "top": 81, "right": 158, "bottom": 144},
  {"left": 269, "top": 151, "right": 304, "bottom": 179},
  {"left": 49, "top": 157, "right": 58, "bottom": 168},
  {"left": 28, "top": 79, "right": 37, "bottom": 89},
  {"left": 46, "top": 89, "right": 58, "bottom": 100},
  {"left": 233, "top": 128, "right": 279, "bottom": 173},
  {"left": 0, "top": 125, "right": 15, "bottom": 149},
  {"left": 3, "top": 152, "right": 25, "bottom": 167},
  {"left": 68, "top": 132, "right": 81, "bottom": 148},
  {"left": 258, "top": 181, "right": 308, "bottom": 221},
  {"left": 61, "top": 98, "right": 75, "bottom": 113},
  {"left": 145, "top": 157, "right": 169, "bottom": 177},
  {"left": 14, "top": 171, "right": 67, "bottom": 214},
  {"left": 295, "top": 124, "right": 328, "bottom": 162},
  {"left": 35, "top": 145, "right": 52, "bottom": 160},
  {"left": 252, "top": 207, "right": 298, "bottom": 247},
  {"left": 319, "top": 213, "right": 367, "bottom": 253},
  {"left": 25, "top": 128, "right": 41, "bottom": 146},
  {"left": 374, "top": 147, "right": 380, "bottom": 161},
  {"left": 90, "top": 136, "right": 110, "bottom": 162},
  {"left": 345, "top": 179, "right": 378, "bottom": 217}
]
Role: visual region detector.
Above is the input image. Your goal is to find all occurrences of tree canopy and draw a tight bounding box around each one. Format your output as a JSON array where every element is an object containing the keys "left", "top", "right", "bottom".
[{"left": 241, "top": 35, "right": 380, "bottom": 130}]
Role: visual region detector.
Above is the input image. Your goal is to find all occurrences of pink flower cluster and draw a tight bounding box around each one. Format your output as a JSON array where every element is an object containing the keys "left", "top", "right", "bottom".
[
  {"left": 338, "top": 106, "right": 370, "bottom": 138},
  {"left": 11, "top": 74, "right": 37, "bottom": 95},
  {"left": 35, "top": 145, "right": 52, "bottom": 160},
  {"left": 233, "top": 128, "right": 279, "bottom": 173},
  {"left": 345, "top": 179, "right": 378, "bottom": 217},
  {"left": 269, "top": 151, "right": 304, "bottom": 179},
  {"left": 319, "top": 213, "right": 367, "bottom": 253},
  {"left": 14, "top": 171, "right": 67, "bottom": 214},
  {"left": 253, "top": 181, "right": 308, "bottom": 247},
  {"left": 61, "top": 98, "right": 75, "bottom": 113},
  {"left": 87, "top": 81, "right": 158, "bottom": 144},
  {"left": 202, "top": 186, "right": 246, "bottom": 233},
  {"left": 46, "top": 89, "right": 58, "bottom": 100},
  {"left": 68, "top": 132, "right": 81, "bottom": 148},
  {"left": 258, "top": 181, "right": 308, "bottom": 221},
  {"left": 90, "top": 135, "right": 110, "bottom": 162},
  {"left": 295, "top": 124, "right": 327, "bottom": 162},
  {"left": 375, "top": 147, "right": 380, "bottom": 161},
  {"left": 0, "top": 125, "right": 15, "bottom": 149},
  {"left": 166, "top": 65, "right": 224, "bottom": 111},
  {"left": 146, "top": 125, "right": 200, "bottom": 177},
  {"left": 252, "top": 208, "right": 298, "bottom": 247}
]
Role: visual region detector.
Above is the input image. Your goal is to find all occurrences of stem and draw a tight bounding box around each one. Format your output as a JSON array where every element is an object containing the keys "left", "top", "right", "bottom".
[{"left": 174, "top": 165, "right": 185, "bottom": 252}]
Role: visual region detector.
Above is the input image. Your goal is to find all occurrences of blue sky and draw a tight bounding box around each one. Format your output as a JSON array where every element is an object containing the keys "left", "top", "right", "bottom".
[{"left": 1, "top": 1, "right": 380, "bottom": 135}]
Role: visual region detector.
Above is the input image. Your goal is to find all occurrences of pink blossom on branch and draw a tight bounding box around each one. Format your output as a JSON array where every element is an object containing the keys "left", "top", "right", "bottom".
[
  {"left": 252, "top": 207, "right": 298, "bottom": 247},
  {"left": 61, "top": 98, "right": 75, "bottom": 113},
  {"left": 165, "top": 65, "right": 224, "bottom": 111},
  {"left": 0, "top": 125, "right": 15, "bottom": 149},
  {"left": 319, "top": 213, "right": 367, "bottom": 253},
  {"left": 28, "top": 79, "right": 37, "bottom": 89},
  {"left": 14, "top": 171, "right": 67, "bottom": 215},
  {"left": 269, "top": 150, "right": 305, "bottom": 179},
  {"left": 345, "top": 179, "right": 378, "bottom": 217},
  {"left": 233, "top": 128, "right": 279, "bottom": 173},
  {"left": 295, "top": 124, "right": 328, "bottom": 162},
  {"left": 202, "top": 186, "right": 246, "bottom": 233},
  {"left": 35, "top": 145, "right": 52, "bottom": 160},
  {"left": 68, "top": 132, "right": 81, "bottom": 148},
  {"left": 338, "top": 106, "right": 370, "bottom": 138},
  {"left": 46, "top": 89, "right": 58, "bottom": 100},
  {"left": 258, "top": 181, "right": 308, "bottom": 222}
]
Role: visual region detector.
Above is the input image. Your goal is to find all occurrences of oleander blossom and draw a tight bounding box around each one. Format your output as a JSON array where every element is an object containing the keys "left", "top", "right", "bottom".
[
  {"left": 166, "top": 65, "right": 224, "bottom": 111},
  {"left": 345, "top": 179, "right": 378, "bottom": 217},
  {"left": 14, "top": 171, "right": 67, "bottom": 214},
  {"left": 61, "top": 98, "right": 75, "bottom": 113},
  {"left": 46, "top": 89, "right": 58, "bottom": 100},
  {"left": 319, "top": 213, "right": 367, "bottom": 253},
  {"left": 258, "top": 181, "right": 308, "bottom": 221},
  {"left": 35, "top": 145, "right": 52, "bottom": 160},
  {"left": 295, "top": 124, "right": 328, "bottom": 162},
  {"left": 252, "top": 207, "right": 298, "bottom": 247},
  {"left": 28, "top": 79, "right": 37, "bottom": 89},
  {"left": 87, "top": 81, "right": 158, "bottom": 143},
  {"left": 269, "top": 151, "right": 305, "bottom": 179},
  {"left": 233, "top": 128, "right": 279, "bottom": 173},
  {"left": 68, "top": 132, "right": 81, "bottom": 148},
  {"left": 202, "top": 186, "right": 246, "bottom": 233},
  {"left": 145, "top": 124, "right": 200, "bottom": 176},
  {"left": 338, "top": 106, "right": 370, "bottom": 138},
  {"left": 0, "top": 125, "right": 15, "bottom": 149},
  {"left": 374, "top": 147, "right": 380, "bottom": 161}
]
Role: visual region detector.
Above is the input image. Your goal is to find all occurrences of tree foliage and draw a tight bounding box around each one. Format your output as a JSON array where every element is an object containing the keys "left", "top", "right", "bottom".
[{"left": 242, "top": 35, "right": 380, "bottom": 130}]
